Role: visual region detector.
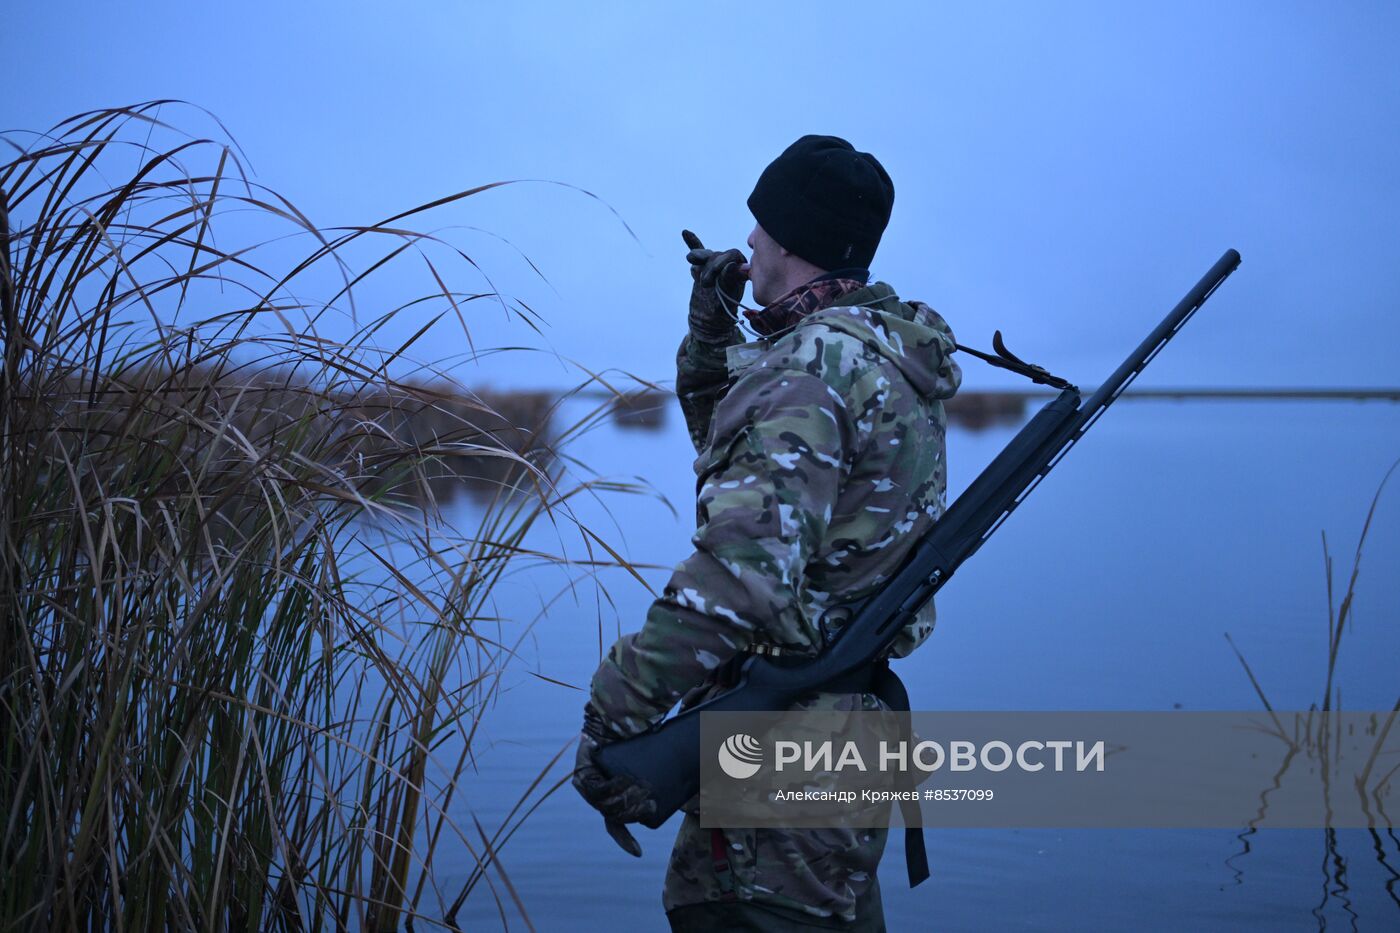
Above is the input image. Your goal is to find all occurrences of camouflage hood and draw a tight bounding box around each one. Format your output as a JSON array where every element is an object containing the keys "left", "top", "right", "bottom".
[{"left": 795, "top": 280, "right": 962, "bottom": 403}]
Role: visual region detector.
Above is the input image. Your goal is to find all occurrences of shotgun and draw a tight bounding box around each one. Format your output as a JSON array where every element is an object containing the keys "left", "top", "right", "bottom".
[{"left": 597, "top": 249, "right": 1242, "bottom": 828}]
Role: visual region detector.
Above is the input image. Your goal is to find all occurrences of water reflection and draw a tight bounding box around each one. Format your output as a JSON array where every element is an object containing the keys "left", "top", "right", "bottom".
[
  {"left": 1218, "top": 454, "right": 1400, "bottom": 929},
  {"left": 1221, "top": 714, "right": 1400, "bottom": 924}
]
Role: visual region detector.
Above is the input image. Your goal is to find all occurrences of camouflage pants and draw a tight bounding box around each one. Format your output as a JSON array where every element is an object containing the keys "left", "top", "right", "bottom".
[{"left": 665, "top": 875, "right": 886, "bottom": 932}]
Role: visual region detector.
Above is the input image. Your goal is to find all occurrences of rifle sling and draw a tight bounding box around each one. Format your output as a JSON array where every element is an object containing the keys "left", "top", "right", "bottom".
[{"left": 819, "top": 658, "right": 930, "bottom": 888}]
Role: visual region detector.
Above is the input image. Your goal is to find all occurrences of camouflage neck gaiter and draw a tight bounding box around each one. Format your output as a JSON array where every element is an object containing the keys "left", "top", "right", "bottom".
[{"left": 742, "top": 276, "right": 870, "bottom": 338}]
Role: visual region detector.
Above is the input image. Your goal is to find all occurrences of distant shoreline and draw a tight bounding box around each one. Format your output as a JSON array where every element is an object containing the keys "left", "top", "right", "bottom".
[{"left": 564, "top": 386, "right": 1400, "bottom": 433}]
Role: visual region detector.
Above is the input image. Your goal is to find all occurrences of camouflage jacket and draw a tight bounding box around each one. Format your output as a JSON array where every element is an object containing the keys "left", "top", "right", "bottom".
[{"left": 585, "top": 279, "right": 960, "bottom": 919}]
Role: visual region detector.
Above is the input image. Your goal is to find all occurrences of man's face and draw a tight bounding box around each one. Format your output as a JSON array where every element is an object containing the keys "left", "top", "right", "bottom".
[{"left": 745, "top": 223, "right": 783, "bottom": 307}]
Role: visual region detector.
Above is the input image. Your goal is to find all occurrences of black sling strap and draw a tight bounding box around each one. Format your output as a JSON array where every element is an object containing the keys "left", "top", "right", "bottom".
[
  {"left": 822, "top": 657, "right": 929, "bottom": 887},
  {"left": 868, "top": 662, "right": 930, "bottom": 887},
  {"left": 955, "top": 331, "right": 1075, "bottom": 390}
]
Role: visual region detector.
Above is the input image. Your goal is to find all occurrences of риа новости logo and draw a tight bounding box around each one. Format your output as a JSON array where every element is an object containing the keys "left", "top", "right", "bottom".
[{"left": 717, "top": 733, "right": 763, "bottom": 779}]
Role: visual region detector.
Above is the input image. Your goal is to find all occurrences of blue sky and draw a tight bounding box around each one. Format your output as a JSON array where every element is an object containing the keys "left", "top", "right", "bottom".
[{"left": 6, "top": 1, "right": 1399, "bottom": 391}]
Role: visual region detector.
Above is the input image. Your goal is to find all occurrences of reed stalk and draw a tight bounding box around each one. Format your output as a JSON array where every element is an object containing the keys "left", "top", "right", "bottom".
[{"left": 0, "top": 102, "right": 639, "bottom": 931}]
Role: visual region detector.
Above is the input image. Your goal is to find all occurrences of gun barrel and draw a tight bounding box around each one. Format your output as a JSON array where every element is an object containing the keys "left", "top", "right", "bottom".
[{"left": 1084, "top": 249, "right": 1241, "bottom": 415}]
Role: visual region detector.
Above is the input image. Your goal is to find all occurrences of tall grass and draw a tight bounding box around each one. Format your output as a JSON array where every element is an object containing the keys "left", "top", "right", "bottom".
[
  {"left": 1223, "top": 459, "right": 1400, "bottom": 916},
  {"left": 0, "top": 103, "right": 639, "bottom": 931},
  {"left": 1225, "top": 457, "right": 1399, "bottom": 717}
]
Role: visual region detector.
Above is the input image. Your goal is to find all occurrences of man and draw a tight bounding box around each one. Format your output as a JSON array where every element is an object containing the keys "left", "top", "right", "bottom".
[{"left": 574, "top": 135, "right": 961, "bottom": 930}]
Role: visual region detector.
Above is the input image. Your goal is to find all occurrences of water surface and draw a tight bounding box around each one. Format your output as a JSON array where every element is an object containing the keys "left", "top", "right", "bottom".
[{"left": 440, "top": 398, "right": 1400, "bottom": 931}]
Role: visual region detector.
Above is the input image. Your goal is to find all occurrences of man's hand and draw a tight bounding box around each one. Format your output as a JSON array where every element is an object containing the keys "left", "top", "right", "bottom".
[
  {"left": 682, "top": 229, "right": 748, "bottom": 345},
  {"left": 572, "top": 710, "right": 655, "bottom": 857}
]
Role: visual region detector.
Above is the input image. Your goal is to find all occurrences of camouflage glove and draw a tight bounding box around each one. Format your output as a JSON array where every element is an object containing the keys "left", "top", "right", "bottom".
[
  {"left": 572, "top": 709, "right": 655, "bottom": 857},
  {"left": 682, "top": 229, "right": 747, "bottom": 345}
]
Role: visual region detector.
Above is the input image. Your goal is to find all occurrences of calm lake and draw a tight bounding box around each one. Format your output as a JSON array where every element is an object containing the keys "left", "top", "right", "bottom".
[{"left": 431, "top": 395, "right": 1400, "bottom": 931}]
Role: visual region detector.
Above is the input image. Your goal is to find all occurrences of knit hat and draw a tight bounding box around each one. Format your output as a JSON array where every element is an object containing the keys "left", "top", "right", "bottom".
[{"left": 747, "top": 135, "right": 894, "bottom": 271}]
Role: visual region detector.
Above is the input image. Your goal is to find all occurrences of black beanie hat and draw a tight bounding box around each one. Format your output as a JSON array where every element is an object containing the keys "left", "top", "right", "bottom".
[{"left": 747, "top": 135, "right": 894, "bottom": 271}]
